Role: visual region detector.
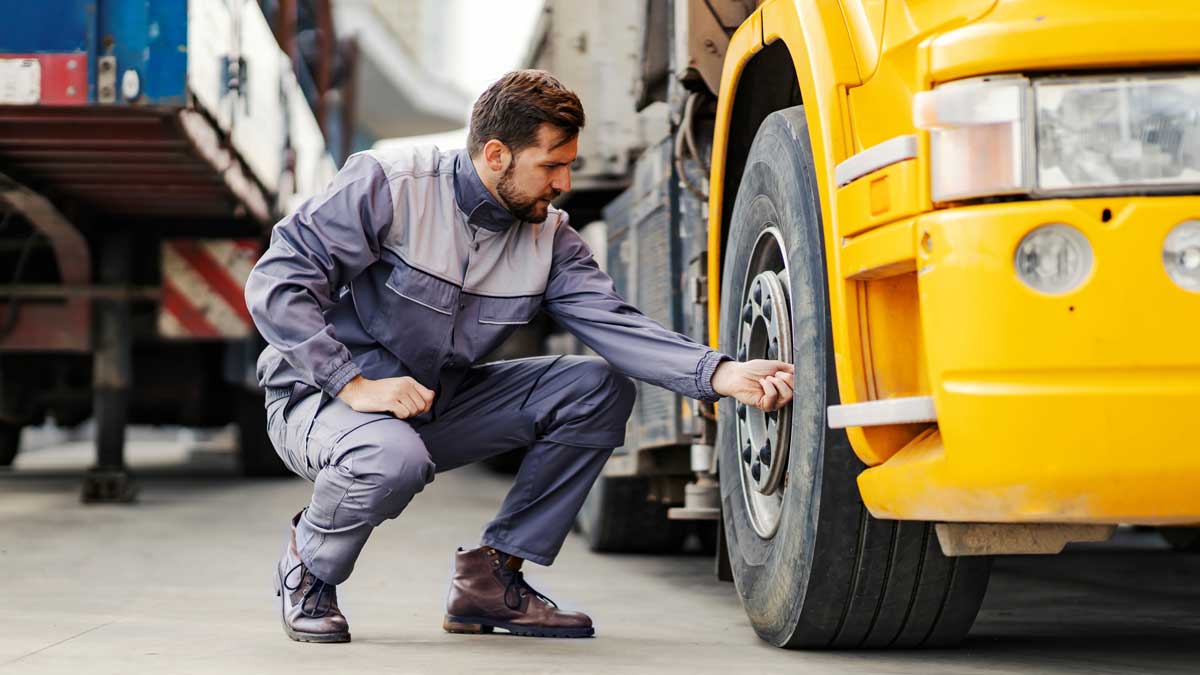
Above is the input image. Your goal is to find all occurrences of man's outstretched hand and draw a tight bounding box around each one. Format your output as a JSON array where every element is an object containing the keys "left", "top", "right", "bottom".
[
  {"left": 337, "top": 375, "right": 435, "bottom": 419},
  {"left": 711, "top": 359, "right": 794, "bottom": 412}
]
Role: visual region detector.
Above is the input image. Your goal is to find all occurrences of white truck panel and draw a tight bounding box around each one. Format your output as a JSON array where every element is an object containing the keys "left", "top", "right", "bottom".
[
  {"left": 186, "top": 0, "right": 235, "bottom": 132},
  {"left": 232, "top": 0, "right": 284, "bottom": 194},
  {"left": 525, "top": 0, "right": 664, "bottom": 187}
]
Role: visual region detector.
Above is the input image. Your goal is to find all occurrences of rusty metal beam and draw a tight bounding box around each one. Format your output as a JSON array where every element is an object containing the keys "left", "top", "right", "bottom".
[
  {"left": 11, "top": 160, "right": 213, "bottom": 173},
  {"left": 0, "top": 105, "right": 175, "bottom": 123},
  {"left": 0, "top": 139, "right": 189, "bottom": 150},
  {"left": 0, "top": 90, "right": 272, "bottom": 227},
  {"left": 0, "top": 284, "right": 160, "bottom": 301},
  {"left": 61, "top": 184, "right": 229, "bottom": 195},
  {"left": 278, "top": 0, "right": 298, "bottom": 61},
  {"left": 1, "top": 149, "right": 199, "bottom": 162},
  {"left": 315, "top": 0, "right": 335, "bottom": 134},
  {"left": 17, "top": 172, "right": 224, "bottom": 185},
  {"left": 0, "top": 173, "right": 91, "bottom": 352},
  {"left": 0, "top": 118, "right": 178, "bottom": 142}
]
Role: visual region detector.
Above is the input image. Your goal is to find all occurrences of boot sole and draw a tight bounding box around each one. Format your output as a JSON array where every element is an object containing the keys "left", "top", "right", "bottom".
[
  {"left": 443, "top": 614, "right": 594, "bottom": 638},
  {"left": 275, "top": 567, "right": 351, "bottom": 644}
]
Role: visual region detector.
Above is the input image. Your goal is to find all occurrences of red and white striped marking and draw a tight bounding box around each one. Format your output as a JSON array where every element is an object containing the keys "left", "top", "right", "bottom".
[{"left": 158, "top": 239, "right": 260, "bottom": 339}]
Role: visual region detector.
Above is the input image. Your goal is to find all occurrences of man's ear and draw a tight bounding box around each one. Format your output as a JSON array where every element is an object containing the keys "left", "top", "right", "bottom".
[{"left": 483, "top": 139, "right": 510, "bottom": 173}]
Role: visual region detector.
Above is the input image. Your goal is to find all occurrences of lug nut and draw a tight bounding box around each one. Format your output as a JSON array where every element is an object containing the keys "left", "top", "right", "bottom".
[
  {"left": 751, "top": 462, "right": 761, "bottom": 481},
  {"left": 741, "top": 442, "right": 753, "bottom": 465},
  {"left": 741, "top": 304, "right": 753, "bottom": 323},
  {"left": 763, "top": 302, "right": 772, "bottom": 321},
  {"left": 753, "top": 283, "right": 762, "bottom": 305},
  {"left": 759, "top": 443, "right": 772, "bottom": 466}
]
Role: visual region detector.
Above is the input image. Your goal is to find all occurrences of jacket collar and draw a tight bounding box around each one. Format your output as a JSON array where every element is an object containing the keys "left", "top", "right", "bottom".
[{"left": 453, "top": 149, "right": 518, "bottom": 232}]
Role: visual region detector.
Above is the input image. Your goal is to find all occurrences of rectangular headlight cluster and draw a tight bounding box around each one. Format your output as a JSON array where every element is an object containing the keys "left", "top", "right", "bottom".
[{"left": 914, "top": 73, "right": 1200, "bottom": 202}]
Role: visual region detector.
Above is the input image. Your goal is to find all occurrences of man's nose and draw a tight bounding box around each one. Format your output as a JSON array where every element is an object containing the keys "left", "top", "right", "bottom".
[{"left": 551, "top": 167, "right": 571, "bottom": 194}]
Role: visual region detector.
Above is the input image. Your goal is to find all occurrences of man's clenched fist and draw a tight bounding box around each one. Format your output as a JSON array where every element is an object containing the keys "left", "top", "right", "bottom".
[
  {"left": 711, "top": 359, "right": 794, "bottom": 412},
  {"left": 337, "top": 375, "right": 435, "bottom": 419}
]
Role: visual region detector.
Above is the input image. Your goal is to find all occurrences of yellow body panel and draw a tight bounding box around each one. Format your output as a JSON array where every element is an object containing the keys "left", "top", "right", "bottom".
[
  {"left": 705, "top": 12, "right": 763, "bottom": 349},
  {"left": 706, "top": 0, "right": 861, "bottom": 352},
  {"left": 708, "top": 0, "right": 1200, "bottom": 524},
  {"left": 840, "top": 216, "right": 915, "bottom": 281},
  {"left": 860, "top": 197, "right": 1200, "bottom": 524},
  {"left": 837, "top": 159, "right": 923, "bottom": 241},
  {"left": 927, "top": 0, "right": 1200, "bottom": 86}
]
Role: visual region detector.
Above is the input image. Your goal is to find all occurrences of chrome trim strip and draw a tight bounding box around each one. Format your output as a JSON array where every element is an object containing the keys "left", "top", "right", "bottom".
[
  {"left": 834, "top": 134, "right": 919, "bottom": 187},
  {"left": 827, "top": 395, "right": 936, "bottom": 428}
]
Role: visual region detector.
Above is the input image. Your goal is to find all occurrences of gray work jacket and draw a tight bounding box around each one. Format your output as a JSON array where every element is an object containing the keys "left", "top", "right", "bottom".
[{"left": 245, "top": 145, "right": 729, "bottom": 421}]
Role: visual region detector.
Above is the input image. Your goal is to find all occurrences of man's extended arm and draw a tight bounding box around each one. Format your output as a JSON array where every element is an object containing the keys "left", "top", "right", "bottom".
[
  {"left": 244, "top": 152, "right": 393, "bottom": 398},
  {"left": 542, "top": 216, "right": 787, "bottom": 403}
]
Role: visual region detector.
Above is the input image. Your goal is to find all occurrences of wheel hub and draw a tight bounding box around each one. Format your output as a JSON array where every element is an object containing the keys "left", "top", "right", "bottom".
[{"left": 736, "top": 269, "right": 792, "bottom": 499}]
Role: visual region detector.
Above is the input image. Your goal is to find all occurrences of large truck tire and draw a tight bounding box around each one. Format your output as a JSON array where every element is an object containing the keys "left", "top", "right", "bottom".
[
  {"left": 717, "top": 106, "right": 991, "bottom": 649},
  {"left": 576, "top": 475, "right": 686, "bottom": 553},
  {"left": 236, "top": 388, "right": 291, "bottom": 477},
  {"left": 0, "top": 423, "right": 20, "bottom": 467}
]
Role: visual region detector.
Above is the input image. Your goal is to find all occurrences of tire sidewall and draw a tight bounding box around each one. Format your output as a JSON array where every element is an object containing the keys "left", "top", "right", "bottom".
[{"left": 718, "top": 107, "right": 833, "bottom": 644}]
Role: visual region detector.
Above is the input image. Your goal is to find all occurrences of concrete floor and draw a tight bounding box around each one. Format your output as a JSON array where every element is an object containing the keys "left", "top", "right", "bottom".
[{"left": 1, "top": 429, "right": 1198, "bottom": 674}]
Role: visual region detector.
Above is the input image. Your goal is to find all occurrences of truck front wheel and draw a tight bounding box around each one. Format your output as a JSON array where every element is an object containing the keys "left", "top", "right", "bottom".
[{"left": 717, "top": 106, "right": 991, "bottom": 649}]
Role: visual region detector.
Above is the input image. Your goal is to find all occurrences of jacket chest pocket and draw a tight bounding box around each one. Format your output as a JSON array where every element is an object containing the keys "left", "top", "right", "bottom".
[
  {"left": 385, "top": 263, "right": 457, "bottom": 315},
  {"left": 478, "top": 295, "right": 542, "bottom": 325},
  {"left": 368, "top": 263, "right": 457, "bottom": 366}
]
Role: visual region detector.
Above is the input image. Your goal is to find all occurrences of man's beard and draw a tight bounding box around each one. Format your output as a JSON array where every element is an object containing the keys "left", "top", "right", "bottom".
[{"left": 496, "top": 161, "right": 561, "bottom": 223}]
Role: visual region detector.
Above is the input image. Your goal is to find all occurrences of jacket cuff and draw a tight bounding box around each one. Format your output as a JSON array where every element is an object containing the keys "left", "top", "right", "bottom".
[
  {"left": 322, "top": 359, "right": 363, "bottom": 399},
  {"left": 695, "top": 349, "right": 732, "bottom": 402}
]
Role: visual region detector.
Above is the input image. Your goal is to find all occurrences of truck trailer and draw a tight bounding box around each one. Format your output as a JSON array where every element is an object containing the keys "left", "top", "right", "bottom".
[
  {"left": 0, "top": 0, "right": 354, "bottom": 497},
  {"left": 529, "top": 0, "right": 1200, "bottom": 649}
]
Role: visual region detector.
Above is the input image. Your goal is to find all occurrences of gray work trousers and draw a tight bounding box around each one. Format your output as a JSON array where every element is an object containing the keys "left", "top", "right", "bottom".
[{"left": 264, "top": 355, "right": 636, "bottom": 585}]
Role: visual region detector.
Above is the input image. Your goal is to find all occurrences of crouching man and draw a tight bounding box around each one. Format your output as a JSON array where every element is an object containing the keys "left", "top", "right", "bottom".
[{"left": 245, "top": 70, "right": 794, "bottom": 643}]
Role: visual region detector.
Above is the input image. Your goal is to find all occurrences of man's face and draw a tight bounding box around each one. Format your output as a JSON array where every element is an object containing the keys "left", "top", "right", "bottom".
[{"left": 495, "top": 124, "right": 577, "bottom": 223}]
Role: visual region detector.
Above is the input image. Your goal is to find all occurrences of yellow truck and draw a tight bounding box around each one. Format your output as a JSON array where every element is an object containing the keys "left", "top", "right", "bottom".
[{"left": 529, "top": 0, "right": 1200, "bottom": 648}]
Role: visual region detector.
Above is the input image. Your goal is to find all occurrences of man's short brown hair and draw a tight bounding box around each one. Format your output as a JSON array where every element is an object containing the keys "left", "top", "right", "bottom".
[{"left": 467, "top": 70, "right": 585, "bottom": 158}]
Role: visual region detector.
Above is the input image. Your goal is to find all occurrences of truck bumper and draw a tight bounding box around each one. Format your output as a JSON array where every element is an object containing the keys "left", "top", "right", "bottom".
[{"left": 858, "top": 196, "right": 1200, "bottom": 525}]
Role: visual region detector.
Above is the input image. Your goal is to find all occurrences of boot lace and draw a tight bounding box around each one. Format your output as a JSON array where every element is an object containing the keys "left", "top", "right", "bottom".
[
  {"left": 284, "top": 562, "right": 333, "bottom": 618},
  {"left": 503, "top": 569, "right": 557, "bottom": 611}
]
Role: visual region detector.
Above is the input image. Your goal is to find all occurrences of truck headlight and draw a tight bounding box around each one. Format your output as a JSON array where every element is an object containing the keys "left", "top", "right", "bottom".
[
  {"left": 914, "top": 76, "right": 1031, "bottom": 203},
  {"left": 1163, "top": 220, "right": 1200, "bottom": 292},
  {"left": 914, "top": 73, "right": 1200, "bottom": 203},
  {"left": 1015, "top": 224, "right": 1092, "bottom": 294}
]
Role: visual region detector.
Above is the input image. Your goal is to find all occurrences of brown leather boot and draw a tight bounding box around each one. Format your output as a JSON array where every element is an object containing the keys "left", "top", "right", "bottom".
[
  {"left": 274, "top": 510, "right": 351, "bottom": 643},
  {"left": 443, "top": 546, "right": 594, "bottom": 638}
]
